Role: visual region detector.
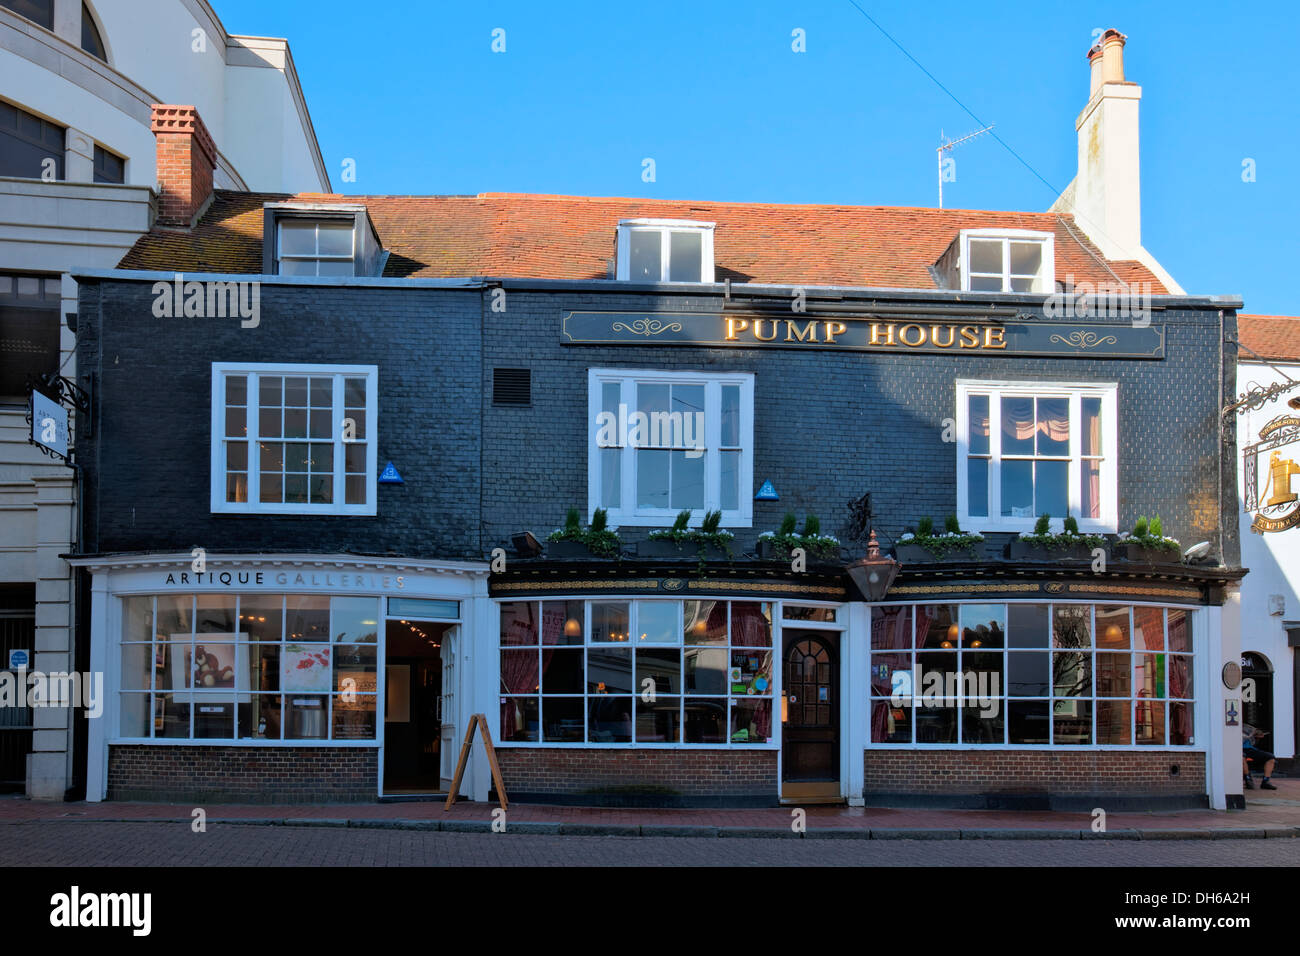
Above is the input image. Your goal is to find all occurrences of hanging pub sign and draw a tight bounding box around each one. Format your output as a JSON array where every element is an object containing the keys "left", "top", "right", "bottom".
[
  {"left": 1244, "top": 413, "right": 1300, "bottom": 533},
  {"left": 29, "top": 389, "right": 69, "bottom": 461},
  {"left": 561, "top": 311, "right": 1165, "bottom": 359}
]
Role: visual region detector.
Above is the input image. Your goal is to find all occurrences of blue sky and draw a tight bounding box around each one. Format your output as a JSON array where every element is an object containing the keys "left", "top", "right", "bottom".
[{"left": 216, "top": 0, "right": 1299, "bottom": 313}]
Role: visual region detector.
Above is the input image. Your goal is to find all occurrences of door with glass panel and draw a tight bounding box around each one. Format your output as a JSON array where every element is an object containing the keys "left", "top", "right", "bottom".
[{"left": 781, "top": 630, "right": 840, "bottom": 799}]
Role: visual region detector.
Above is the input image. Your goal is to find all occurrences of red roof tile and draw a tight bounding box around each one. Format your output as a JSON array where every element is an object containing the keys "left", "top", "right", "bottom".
[
  {"left": 118, "top": 190, "right": 1169, "bottom": 293},
  {"left": 1239, "top": 314, "right": 1300, "bottom": 362}
]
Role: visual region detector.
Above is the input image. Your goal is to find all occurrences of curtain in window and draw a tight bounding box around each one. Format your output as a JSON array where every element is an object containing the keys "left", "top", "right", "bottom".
[
  {"left": 1001, "top": 401, "right": 1070, "bottom": 443},
  {"left": 731, "top": 603, "right": 769, "bottom": 646}
]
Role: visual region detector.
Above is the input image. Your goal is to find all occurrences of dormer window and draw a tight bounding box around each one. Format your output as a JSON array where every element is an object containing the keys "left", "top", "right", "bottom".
[
  {"left": 262, "top": 203, "right": 385, "bottom": 278},
  {"left": 958, "top": 229, "right": 1054, "bottom": 293},
  {"left": 277, "top": 220, "right": 355, "bottom": 276},
  {"left": 616, "top": 220, "right": 714, "bottom": 283}
]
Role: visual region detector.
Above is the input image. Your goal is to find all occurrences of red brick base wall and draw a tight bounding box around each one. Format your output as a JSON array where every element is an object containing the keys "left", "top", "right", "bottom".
[
  {"left": 864, "top": 749, "right": 1205, "bottom": 797},
  {"left": 107, "top": 745, "right": 378, "bottom": 803},
  {"left": 495, "top": 748, "right": 778, "bottom": 801}
]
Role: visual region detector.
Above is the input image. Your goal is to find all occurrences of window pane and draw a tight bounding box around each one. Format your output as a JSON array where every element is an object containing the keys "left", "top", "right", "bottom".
[
  {"left": 225, "top": 375, "right": 247, "bottom": 406},
  {"left": 672, "top": 383, "right": 704, "bottom": 426},
  {"left": 917, "top": 605, "right": 958, "bottom": 649},
  {"left": 1134, "top": 606, "right": 1164, "bottom": 651},
  {"left": 310, "top": 377, "right": 332, "bottom": 408},
  {"left": 963, "top": 703, "right": 1004, "bottom": 744},
  {"left": 1008, "top": 700, "right": 1049, "bottom": 744},
  {"left": 670, "top": 450, "right": 705, "bottom": 510},
  {"left": 636, "top": 449, "right": 669, "bottom": 508},
  {"left": 684, "top": 600, "right": 727, "bottom": 645},
  {"left": 1008, "top": 652, "right": 1048, "bottom": 697},
  {"left": 1053, "top": 651, "right": 1090, "bottom": 697},
  {"left": 239, "top": 594, "right": 283, "bottom": 643},
  {"left": 259, "top": 474, "right": 282, "bottom": 503},
  {"left": 1080, "top": 459, "right": 1101, "bottom": 519},
  {"left": 344, "top": 475, "right": 367, "bottom": 505},
  {"left": 196, "top": 595, "right": 236, "bottom": 634},
  {"left": 960, "top": 604, "right": 1004, "bottom": 648},
  {"left": 343, "top": 378, "right": 367, "bottom": 407},
  {"left": 588, "top": 696, "right": 632, "bottom": 742},
  {"left": 636, "top": 649, "right": 679, "bottom": 693},
  {"left": 967, "top": 457, "right": 988, "bottom": 517},
  {"left": 1136, "top": 701, "right": 1165, "bottom": 745},
  {"left": 1009, "top": 276, "right": 1035, "bottom": 293},
  {"left": 1001, "top": 397, "right": 1034, "bottom": 455},
  {"left": 225, "top": 442, "right": 247, "bottom": 471},
  {"left": 1169, "top": 701, "right": 1193, "bottom": 745},
  {"left": 684, "top": 699, "right": 726, "bottom": 742},
  {"left": 969, "top": 275, "right": 1002, "bottom": 292},
  {"left": 1036, "top": 397, "right": 1069, "bottom": 456},
  {"left": 120, "top": 693, "right": 149, "bottom": 736},
  {"left": 730, "top": 603, "right": 772, "bottom": 646},
  {"left": 720, "top": 384, "right": 740, "bottom": 446},
  {"left": 969, "top": 238, "right": 1002, "bottom": 273},
  {"left": 284, "top": 376, "right": 308, "bottom": 407},
  {"left": 685, "top": 647, "right": 727, "bottom": 694},
  {"left": 914, "top": 700, "right": 956, "bottom": 743},
  {"left": 540, "top": 601, "right": 583, "bottom": 646},
  {"left": 1167, "top": 609, "right": 1192, "bottom": 653},
  {"left": 284, "top": 408, "right": 307, "bottom": 438},
  {"left": 1095, "top": 653, "right": 1131, "bottom": 696},
  {"left": 1081, "top": 396, "right": 1102, "bottom": 457},
  {"left": 668, "top": 231, "right": 703, "bottom": 282},
  {"left": 278, "top": 221, "right": 316, "bottom": 256},
  {"left": 286, "top": 595, "right": 330, "bottom": 641},
  {"left": 316, "top": 259, "right": 355, "bottom": 277},
  {"left": 1169, "top": 655, "right": 1193, "bottom": 700},
  {"left": 591, "top": 602, "right": 630, "bottom": 643},
  {"left": 317, "top": 223, "right": 354, "bottom": 257},
  {"left": 871, "top": 604, "right": 912, "bottom": 651},
  {"left": 332, "top": 596, "right": 379, "bottom": 646},
  {"left": 542, "top": 697, "right": 583, "bottom": 742},
  {"left": 1009, "top": 241, "right": 1042, "bottom": 275},
  {"left": 1001, "top": 459, "right": 1033, "bottom": 518},
  {"left": 540, "top": 648, "right": 583, "bottom": 694},
  {"left": 708, "top": 449, "right": 736, "bottom": 511},
  {"left": 501, "top": 696, "right": 538, "bottom": 742},
  {"left": 1040, "top": 701, "right": 1083, "bottom": 748},
  {"left": 871, "top": 700, "right": 911, "bottom": 743},
  {"left": 587, "top": 647, "right": 633, "bottom": 694},
  {"left": 1007, "top": 604, "right": 1048, "bottom": 648},
  {"left": 968, "top": 395, "right": 989, "bottom": 455},
  {"left": 1096, "top": 606, "right": 1130, "bottom": 648},
  {"left": 599, "top": 447, "right": 621, "bottom": 509},
  {"left": 259, "top": 407, "right": 281, "bottom": 438},
  {"left": 636, "top": 697, "right": 679, "bottom": 742},
  {"left": 500, "top": 603, "right": 538, "bottom": 646},
  {"left": 601, "top": 381, "right": 620, "bottom": 418},
  {"left": 637, "top": 602, "right": 678, "bottom": 644},
  {"left": 278, "top": 258, "right": 317, "bottom": 276},
  {"left": 628, "top": 230, "right": 661, "bottom": 281},
  {"left": 1036, "top": 459, "right": 1068, "bottom": 518},
  {"left": 1052, "top": 605, "right": 1091, "bottom": 648},
  {"left": 1136, "top": 653, "right": 1165, "bottom": 699}
]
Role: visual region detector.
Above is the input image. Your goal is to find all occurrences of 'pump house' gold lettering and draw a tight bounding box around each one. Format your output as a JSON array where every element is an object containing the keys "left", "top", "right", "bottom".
[{"left": 725, "top": 318, "right": 1006, "bottom": 350}]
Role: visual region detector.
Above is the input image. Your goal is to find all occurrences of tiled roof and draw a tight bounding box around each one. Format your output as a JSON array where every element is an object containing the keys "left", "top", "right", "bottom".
[
  {"left": 1238, "top": 314, "right": 1300, "bottom": 362},
  {"left": 118, "top": 190, "right": 1169, "bottom": 292}
]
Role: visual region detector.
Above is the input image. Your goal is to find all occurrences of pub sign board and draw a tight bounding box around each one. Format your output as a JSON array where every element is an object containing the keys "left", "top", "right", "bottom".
[
  {"left": 1244, "top": 413, "right": 1300, "bottom": 534},
  {"left": 561, "top": 311, "right": 1165, "bottom": 359}
]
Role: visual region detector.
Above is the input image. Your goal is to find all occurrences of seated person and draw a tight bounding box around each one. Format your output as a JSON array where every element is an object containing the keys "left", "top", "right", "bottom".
[{"left": 1243, "top": 723, "right": 1277, "bottom": 791}]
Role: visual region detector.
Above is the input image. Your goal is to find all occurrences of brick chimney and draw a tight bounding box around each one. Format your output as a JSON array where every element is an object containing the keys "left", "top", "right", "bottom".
[{"left": 151, "top": 105, "right": 217, "bottom": 229}]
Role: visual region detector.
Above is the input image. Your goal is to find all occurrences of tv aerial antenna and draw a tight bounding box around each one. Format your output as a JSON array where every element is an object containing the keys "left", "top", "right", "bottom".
[{"left": 937, "top": 125, "right": 994, "bottom": 208}]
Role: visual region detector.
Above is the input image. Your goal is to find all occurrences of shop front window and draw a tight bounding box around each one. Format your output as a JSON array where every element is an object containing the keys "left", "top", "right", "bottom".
[
  {"left": 499, "top": 599, "right": 773, "bottom": 746},
  {"left": 118, "top": 594, "right": 380, "bottom": 741},
  {"left": 870, "top": 602, "right": 1195, "bottom": 747}
]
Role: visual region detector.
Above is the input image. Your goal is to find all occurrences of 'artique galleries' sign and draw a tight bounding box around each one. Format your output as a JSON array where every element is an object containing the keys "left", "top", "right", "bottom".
[{"left": 561, "top": 311, "right": 1165, "bottom": 359}]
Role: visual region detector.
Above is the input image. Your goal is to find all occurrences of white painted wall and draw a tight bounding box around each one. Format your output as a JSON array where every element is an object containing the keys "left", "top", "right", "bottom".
[{"left": 1235, "top": 361, "right": 1300, "bottom": 760}]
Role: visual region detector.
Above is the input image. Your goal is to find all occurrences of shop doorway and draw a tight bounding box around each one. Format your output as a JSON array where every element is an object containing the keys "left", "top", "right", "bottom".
[
  {"left": 383, "top": 620, "right": 455, "bottom": 794},
  {"left": 781, "top": 629, "right": 840, "bottom": 801},
  {"left": 1242, "top": 652, "right": 1273, "bottom": 749}
]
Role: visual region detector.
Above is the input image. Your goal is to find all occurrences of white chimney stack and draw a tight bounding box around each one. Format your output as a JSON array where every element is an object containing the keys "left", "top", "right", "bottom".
[{"left": 1049, "top": 29, "right": 1184, "bottom": 293}]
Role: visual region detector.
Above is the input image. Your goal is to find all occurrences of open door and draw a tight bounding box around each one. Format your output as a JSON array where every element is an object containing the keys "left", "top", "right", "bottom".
[
  {"left": 383, "top": 619, "right": 452, "bottom": 794},
  {"left": 439, "top": 625, "right": 458, "bottom": 791}
]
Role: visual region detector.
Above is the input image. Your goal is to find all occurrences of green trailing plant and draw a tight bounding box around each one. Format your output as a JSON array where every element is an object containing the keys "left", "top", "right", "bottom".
[
  {"left": 547, "top": 506, "right": 623, "bottom": 557},
  {"left": 647, "top": 509, "right": 735, "bottom": 566},
  {"left": 897, "top": 515, "right": 984, "bottom": 559},
  {"left": 1017, "top": 512, "right": 1105, "bottom": 551},
  {"left": 1121, "top": 513, "right": 1180, "bottom": 554},
  {"left": 760, "top": 513, "right": 840, "bottom": 560}
]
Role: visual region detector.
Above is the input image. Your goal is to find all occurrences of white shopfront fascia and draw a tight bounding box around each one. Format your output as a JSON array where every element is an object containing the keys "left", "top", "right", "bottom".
[{"left": 68, "top": 553, "right": 493, "bottom": 803}]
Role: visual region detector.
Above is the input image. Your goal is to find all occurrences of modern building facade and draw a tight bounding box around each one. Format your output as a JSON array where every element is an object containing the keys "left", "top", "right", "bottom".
[
  {"left": 0, "top": 0, "right": 329, "bottom": 797},
  {"left": 1235, "top": 314, "right": 1300, "bottom": 769}
]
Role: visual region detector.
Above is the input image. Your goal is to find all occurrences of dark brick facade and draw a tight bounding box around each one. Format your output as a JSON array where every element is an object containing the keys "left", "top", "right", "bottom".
[
  {"left": 107, "top": 745, "right": 378, "bottom": 802},
  {"left": 75, "top": 277, "right": 1240, "bottom": 567},
  {"left": 494, "top": 747, "right": 778, "bottom": 806},
  {"left": 864, "top": 749, "right": 1206, "bottom": 805}
]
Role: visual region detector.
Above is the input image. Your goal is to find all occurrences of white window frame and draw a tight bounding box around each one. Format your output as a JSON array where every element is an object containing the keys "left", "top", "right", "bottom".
[
  {"left": 276, "top": 219, "right": 356, "bottom": 277},
  {"left": 959, "top": 228, "right": 1055, "bottom": 293},
  {"left": 210, "top": 362, "right": 378, "bottom": 516},
  {"left": 587, "top": 368, "right": 753, "bottom": 528},
  {"left": 615, "top": 219, "right": 715, "bottom": 283},
  {"left": 956, "top": 379, "right": 1117, "bottom": 534}
]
